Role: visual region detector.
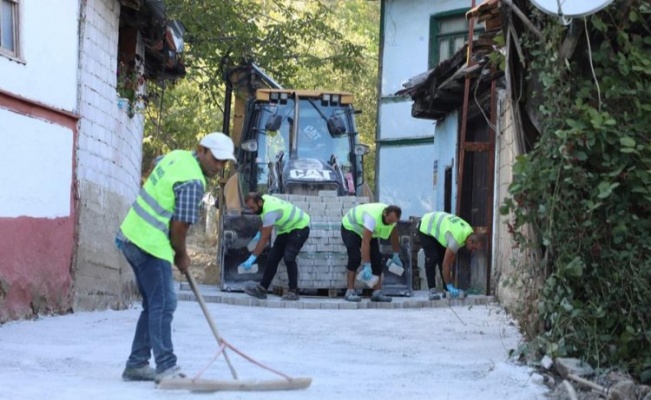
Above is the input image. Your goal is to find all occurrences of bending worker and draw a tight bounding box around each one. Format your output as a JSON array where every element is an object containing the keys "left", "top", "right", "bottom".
[
  {"left": 241, "top": 192, "right": 310, "bottom": 301},
  {"left": 418, "top": 211, "right": 484, "bottom": 300},
  {"left": 341, "top": 203, "right": 403, "bottom": 302}
]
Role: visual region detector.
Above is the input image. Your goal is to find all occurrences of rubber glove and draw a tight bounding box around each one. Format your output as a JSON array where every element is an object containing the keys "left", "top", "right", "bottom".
[
  {"left": 446, "top": 283, "right": 460, "bottom": 298},
  {"left": 240, "top": 254, "right": 257, "bottom": 271},
  {"left": 247, "top": 232, "right": 262, "bottom": 250},
  {"left": 361, "top": 263, "right": 372, "bottom": 281},
  {"left": 391, "top": 252, "right": 403, "bottom": 267}
]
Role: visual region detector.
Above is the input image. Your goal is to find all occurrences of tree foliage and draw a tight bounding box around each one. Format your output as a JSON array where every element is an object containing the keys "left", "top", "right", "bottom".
[
  {"left": 503, "top": 0, "right": 651, "bottom": 381},
  {"left": 143, "top": 0, "right": 379, "bottom": 188}
]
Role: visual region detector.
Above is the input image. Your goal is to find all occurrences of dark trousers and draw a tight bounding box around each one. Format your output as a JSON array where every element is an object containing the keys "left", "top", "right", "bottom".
[
  {"left": 341, "top": 225, "right": 383, "bottom": 275},
  {"left": 119, "top": 239, "right": 177, "bottom": 373},
  {"left": 260, "top": 226, "right": 310, "bottom": 290},
  {"left": 418, "top": 230, "right": 446, "bottom": 289}
]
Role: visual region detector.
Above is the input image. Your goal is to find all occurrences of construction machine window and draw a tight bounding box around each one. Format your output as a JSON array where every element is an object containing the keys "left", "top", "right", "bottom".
[
  {"left": 255, "top": 106, "right": 290, "bottom": 193},
  {"left": 254, "top": 100, "right": 356, "bottom": 193}
]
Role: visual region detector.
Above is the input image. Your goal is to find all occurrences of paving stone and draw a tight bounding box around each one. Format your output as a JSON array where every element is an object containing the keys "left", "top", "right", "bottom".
[
  {"left": 337, "top": 302, "right": 358, "bottom": 310},
  {"left": 266, "top": 301, "right": 286, "bottom": 309},
  {"left": 318, "top": 190, "right": 338, "bottom": 197}
]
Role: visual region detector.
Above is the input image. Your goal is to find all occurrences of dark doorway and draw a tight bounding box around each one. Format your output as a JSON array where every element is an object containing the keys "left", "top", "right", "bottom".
[{"left": 444, "top": 166, "right": 452, "bottom": 213}]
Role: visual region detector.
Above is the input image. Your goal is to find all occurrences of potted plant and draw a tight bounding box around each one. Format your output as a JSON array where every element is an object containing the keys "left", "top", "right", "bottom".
[{"left": 116, "top": 56, "right": 145, "bottom": 115}]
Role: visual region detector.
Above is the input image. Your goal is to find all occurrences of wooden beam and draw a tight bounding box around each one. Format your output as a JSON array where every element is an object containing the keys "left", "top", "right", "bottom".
[
  {"left": 463, "top": 142, "right": 492, "bottom": 152},
  {"left": 501, "top": 0, "right": 544, "bottom": 41},
  {"left": 158, "top": 377, "right": 313, "bottom": 392}
]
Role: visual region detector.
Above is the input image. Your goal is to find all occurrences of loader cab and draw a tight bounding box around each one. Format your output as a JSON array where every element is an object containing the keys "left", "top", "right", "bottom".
[{"left": 238, "top": 90, "right": 367, "bottom": 197}]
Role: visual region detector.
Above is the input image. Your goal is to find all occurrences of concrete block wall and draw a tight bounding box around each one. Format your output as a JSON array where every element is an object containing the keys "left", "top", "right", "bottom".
[
  {"left": 492, "top": 91, "right": 529, "bottom": 310},
  {"left": 270, "top": 191, "right": 369, "bottom": 291},
  {"left": 73, "top": 0, "right": 143, "bottom": 310}
]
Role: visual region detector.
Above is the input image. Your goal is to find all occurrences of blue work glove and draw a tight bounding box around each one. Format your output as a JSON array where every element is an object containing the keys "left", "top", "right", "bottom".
[
  {"left": 446, "top": 283, "right": 460, "bottom": 298},
  {"left": 240, "top": 254, "right": 257, "bottom": 271},
  {"left": 361, "top": 263, "right": 372, "bottom": 281},
  {"left": 247, "top": 232, "right": 262, "bottom": 251},
  {"left": 391, "top": 252, "right": 403, "bottom": 267}
]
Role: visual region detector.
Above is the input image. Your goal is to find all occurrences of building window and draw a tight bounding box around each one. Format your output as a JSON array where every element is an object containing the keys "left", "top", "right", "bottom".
[
  {"left": 428, "top": 9, "right": 482, "bottom": 69},
  {"left": 0, "top": 0, "right": 18, "bottom": 57}
]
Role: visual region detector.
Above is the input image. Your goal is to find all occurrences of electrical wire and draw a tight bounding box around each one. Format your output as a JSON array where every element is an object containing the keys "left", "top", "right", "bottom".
[{"left": 584, "top": 17, "right": 602, "bottom": 111}]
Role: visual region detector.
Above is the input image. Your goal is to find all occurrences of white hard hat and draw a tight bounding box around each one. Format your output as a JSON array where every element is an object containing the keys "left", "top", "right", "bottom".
[{"left": 200, "top": 132, "right": 236, "bottom": 162}]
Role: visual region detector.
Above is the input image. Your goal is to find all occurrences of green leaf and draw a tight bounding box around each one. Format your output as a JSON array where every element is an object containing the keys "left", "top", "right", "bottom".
[
  {"left": 620, "top": 136, "right": 636, "bottom": 147},
  {"left": 575, "top": 151, "right": 588, "bottom": 161},
  {"left": 641, "top": 369, "right": 651, "bottom": 383},
  {"left": 509, "top": 183, "right": 522, "bottom": 193},
  {"left": 607, "top": 165, "right": 625, "bottom": 177},
  {"left": 597, "top": 181, "right": 620, "bottom": 199},
  {"left": 565, "top": 257, "right": 584, "bottom": 278},
  {"left": 592, "top": 17, "right": 607, "bottom": 32}
]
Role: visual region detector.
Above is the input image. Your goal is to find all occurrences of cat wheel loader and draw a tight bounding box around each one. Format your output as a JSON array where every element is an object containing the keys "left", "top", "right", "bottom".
[{"left": 215, "top": 61, "right": 412, "bottom": 296}]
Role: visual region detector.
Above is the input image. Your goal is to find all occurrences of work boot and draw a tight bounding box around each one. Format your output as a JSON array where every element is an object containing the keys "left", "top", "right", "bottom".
[
  {"left": 371, "top": 290, "right": 392, "bottom": 302},
  {"left": 155, "top": 365, "right": 186, "bottom": 384},
  {"left": 281, "top": 290, "right": 300, "bottom": 301},
  {"left": 122, "top": 365, "right": 156, "bottom": 382},
  {"left": 344, "top": 289, "right": 361, "bottom": 302},
  {"left": 428, "top": 288, "right": 442, "bottom": 301},
  {"left": 244, "top": 284, "right": 267, "bottom": 299}
]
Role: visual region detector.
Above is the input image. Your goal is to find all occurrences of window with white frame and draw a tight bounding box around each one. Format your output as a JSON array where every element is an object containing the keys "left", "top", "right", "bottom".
[{"left": 0, "top": 0, "right": 19, "bottom": 57}]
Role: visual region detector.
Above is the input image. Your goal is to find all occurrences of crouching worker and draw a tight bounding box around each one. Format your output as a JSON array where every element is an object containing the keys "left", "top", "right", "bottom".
[
  {"left": 116, "top": 132, "right": 236, "bottom": 382},
  {"left": 341, "top": 203, "right": 403, "bottom": 302},
  {"left": 418, "top": 211, "right": 484, "bottom": 300},
  {"left": 242, "top": 193, "right": 310, "bottom": 301}
]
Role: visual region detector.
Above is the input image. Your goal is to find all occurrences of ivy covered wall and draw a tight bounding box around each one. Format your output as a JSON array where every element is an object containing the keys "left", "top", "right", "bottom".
[{"left": 503, "top": 0, "right": 651, "bottom": 381}]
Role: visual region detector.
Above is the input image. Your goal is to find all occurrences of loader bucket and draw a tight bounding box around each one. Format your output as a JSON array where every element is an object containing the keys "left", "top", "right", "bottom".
[{"left": 219, "top": 213, "right": 270, "bottom": 292}]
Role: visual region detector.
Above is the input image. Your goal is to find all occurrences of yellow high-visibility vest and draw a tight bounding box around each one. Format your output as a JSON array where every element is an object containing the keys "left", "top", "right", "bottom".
[{"left": 120, "top": 150, "right": 206, "bottom": 262}]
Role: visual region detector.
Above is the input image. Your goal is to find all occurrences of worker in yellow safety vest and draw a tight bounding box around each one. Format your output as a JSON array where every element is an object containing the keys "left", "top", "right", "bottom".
[
  {"left": 418, "top": 211, "right": 485, "bottom": 300},
  {"left": 115, "top": 132, "right": 236, "bottom": 383},
  {"left": 341, "top": 203, "right": 403, "bottom": 302},
  {"left": 241, "top": 193, "right": 311, "bottom": 301}
]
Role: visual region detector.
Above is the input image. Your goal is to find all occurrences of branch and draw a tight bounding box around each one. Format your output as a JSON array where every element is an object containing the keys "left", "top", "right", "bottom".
[
  {"left": 502, "top": 0, "right": 544, "bottom": 41},
  {"left": 566, "top": 374, "right": 608, "bottom": 397}
]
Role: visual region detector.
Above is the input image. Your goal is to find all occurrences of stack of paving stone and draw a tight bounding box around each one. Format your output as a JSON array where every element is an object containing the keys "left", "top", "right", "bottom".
[{"left": 271, "top": 191, "right": 369, "bottom": 293}]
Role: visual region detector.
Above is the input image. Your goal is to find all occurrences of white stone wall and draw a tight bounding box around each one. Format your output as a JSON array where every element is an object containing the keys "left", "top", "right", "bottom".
[
  {"left": 0, "top": 0, "right": 79, "bottom": 111},
  {"left": 0, "top": 109, "right": 74, "bottom": 218},
  {"left": 377, "top": 0, "right": 478, "bottom": 218},
  {"left": 73, "top": 0, "right": 144, "bottom": 310},
  {"left": 0, "top": 0, "right": 78, "bottom": 219},
  {"left": 381, "top": 0, "right": 475, "bottom": 95},
  {"left": 491, "top": 91, "right": 529, "bottom": 309},
  {"left": 77, "top": 0, "right": 143, "bottom": 196}
]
